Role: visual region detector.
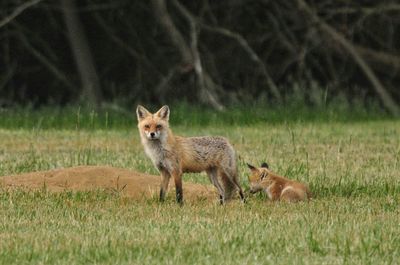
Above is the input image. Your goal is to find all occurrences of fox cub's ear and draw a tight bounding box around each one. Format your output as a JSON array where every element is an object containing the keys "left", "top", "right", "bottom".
[
  {"left": 261, "top": 162, "right": 269, "bottom": 169},
  {"left": 136, "top": 105, "right": 151, "bottom": 121},
  {"left": 156, "top": 105, "right": 170, "bottom": 121},
  {"left": 247, "top": 163, "right": 258, "bottom": 172}
]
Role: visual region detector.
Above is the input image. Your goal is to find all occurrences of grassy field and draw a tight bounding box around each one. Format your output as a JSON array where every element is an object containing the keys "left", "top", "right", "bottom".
[{"left": 0, "top": 108, "right": 399, "bottom": 264}]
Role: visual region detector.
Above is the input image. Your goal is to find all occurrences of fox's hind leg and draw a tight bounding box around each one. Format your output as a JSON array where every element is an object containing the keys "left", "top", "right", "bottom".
[
  {"left": 172, "top": 170, "right": 183, "bottom": 205},
  {"left": 220, "top": 170, "right": 245, "bottom": 203},
  {"left": 206, "top": 168, "right": 225, "bottom": 204},
  {"left": 280, "top": 187, "right": 302, "bottom": 202},
  {"left": 220, "top": 171, "right": 235, "bottom": 201},
  {"left": 232, "top": 177, "right": 245, "bottom": 203}
]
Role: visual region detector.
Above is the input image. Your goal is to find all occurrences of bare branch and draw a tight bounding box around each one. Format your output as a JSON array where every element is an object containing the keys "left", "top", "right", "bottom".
[
  {"left": 0, "top": 64, "right": 16, "bottom": 93},
  {"left": 355, "top": 45, "right": 400, "bottom": 73},
  {"left": 297, "top": 0, "right": 400, "bottom": 116},
  {"left": 0, "top": 0, "right": 43, "bottom": 28},
  {"left": 172, "top": 0, "right": 224, "bottom": 110},
  {"left": 326, "top": 4, "right": 400, "bottom": 16},
  {"left": 41, "top": 3, "right": 123, "bottom": 13},
  {"left": 155, "top": 65, "right": 179, "bottom": 99},
  {"left": 200, "top": 23, "right": 282, "bottom": 103},
  {"left": 152, "top": 0, "right": 224, "bottom": 110},
  {"left": 16, "top": 30, "right": 76, "bottom": 91},
  {"left": 92, "top": 12, "right": 163, "bottom": 78},
  {"left": 151, "top": 0, "right": 193, "bottom": 65}
]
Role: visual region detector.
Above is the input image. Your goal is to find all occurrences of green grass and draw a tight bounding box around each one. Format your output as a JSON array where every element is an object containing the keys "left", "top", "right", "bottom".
[
  {"left": 0, "top": 102, "right": 393, "bottom": 130},
  {"left": 0, "top": 108, "right": 399, "bottom": 264}
]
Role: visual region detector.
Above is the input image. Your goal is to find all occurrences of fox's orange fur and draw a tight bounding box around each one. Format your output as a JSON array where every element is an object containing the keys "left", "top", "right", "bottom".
[
  {"left": 247, "top": 163, "right": 311, "bottom": 202},
  {"left": 136, "top": 105, "right": 245, "bottom": 204}
]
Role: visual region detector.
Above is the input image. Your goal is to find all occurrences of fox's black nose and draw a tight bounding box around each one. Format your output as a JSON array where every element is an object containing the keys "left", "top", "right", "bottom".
[{"left": 150, "top": 132, "right": 155, "bottom": 138}]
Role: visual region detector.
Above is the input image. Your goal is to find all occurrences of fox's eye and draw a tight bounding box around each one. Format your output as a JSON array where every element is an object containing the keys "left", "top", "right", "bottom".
[
  {"left": 144, "top": 125, "right": 150, "bottom": 129},
  {"left": 156, "top": 124, "right": 162, "bottom": 129}
]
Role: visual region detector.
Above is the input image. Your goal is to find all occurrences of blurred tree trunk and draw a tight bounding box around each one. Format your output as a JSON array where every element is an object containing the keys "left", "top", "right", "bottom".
[
  {"left": 151, "top": 0, "right": 224, "bottom": 110},
  {"left": 61, "top": 0, "right": 102, "bottom": 108}
]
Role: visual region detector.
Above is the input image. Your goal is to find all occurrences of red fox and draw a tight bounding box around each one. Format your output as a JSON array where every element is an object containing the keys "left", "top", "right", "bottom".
[
  {"left": 136, "top": 105, "right": 245, "bottom": 204},
  {"left": 247, "top": 162, "right": 311, "bottom": 202}
]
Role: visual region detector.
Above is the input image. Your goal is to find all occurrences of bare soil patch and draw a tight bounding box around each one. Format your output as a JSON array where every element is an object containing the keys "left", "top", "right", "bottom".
[{"left": 1, "top": 166, "right": 216, "bottom": 201}]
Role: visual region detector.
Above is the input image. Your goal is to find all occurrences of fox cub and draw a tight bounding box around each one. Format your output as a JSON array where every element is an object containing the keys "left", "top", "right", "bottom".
[
  {"left": 247, "top": 162, "right": 311, "bottom": 202},
  {"left": 136, "top": 105, "right": 245, "bottom": 204}
]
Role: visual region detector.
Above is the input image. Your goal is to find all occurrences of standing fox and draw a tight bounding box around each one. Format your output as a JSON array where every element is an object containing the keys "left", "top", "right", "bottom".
[
  {"left": 136, "top": 105, "right": 245, "bottom": 204},
  {"left": 247, "top": 163, "right": 311, "bottom": 202}
]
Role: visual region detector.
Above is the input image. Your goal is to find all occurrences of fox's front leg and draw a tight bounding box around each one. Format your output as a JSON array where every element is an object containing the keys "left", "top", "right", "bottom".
[
  {"left": 172, "top": 170, "right": 183, "bottom": 205},
  {"left": 159, "top": 169, "right": 171, "bottom": 202}
]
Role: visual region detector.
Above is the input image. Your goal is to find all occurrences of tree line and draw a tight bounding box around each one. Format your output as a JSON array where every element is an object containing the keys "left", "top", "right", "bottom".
[{"left": 1, "top": 0, "right": 400, "bottom": 115}]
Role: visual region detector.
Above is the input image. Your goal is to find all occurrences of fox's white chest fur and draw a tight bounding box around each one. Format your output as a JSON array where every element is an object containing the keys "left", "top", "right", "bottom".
[
  {"left": 264, "top": 186, "right": 273, "bottom": 200},
  {"left": 142, "top": 139, "right": 173, "bottom": 171}
]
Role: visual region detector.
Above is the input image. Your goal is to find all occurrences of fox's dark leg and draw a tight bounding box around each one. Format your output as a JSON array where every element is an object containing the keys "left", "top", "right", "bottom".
[
  {"left": 172, "top": 171, "right": 183, "bottom": 205},
  {"left": 222, "top": 168, "right": 246, "bottom": 203},
  {"left": 232, "top": 177, "right": 246, "bottom": 203},
  {"left": 237, "top": 184, "right": 245, "bottom": 203},
  {"left": 159, "top": 169, "right": 171, "bottom": 202},
  {"left": 206, "top": 168, "right": 225, "bottom": 204}
]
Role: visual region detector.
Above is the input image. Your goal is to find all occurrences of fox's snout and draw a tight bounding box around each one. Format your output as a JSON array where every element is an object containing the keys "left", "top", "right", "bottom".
[
  {"left": 248, "top": 185, "right": 261, "bottom": 194},
  {"left": 145, "top": 130, "right": 161, "bottom": 140}
]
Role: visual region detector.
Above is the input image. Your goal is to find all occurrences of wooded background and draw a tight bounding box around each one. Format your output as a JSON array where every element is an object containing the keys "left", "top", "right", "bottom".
[{"left": 1, "top": 0, "right": 400, "bottom": 114}]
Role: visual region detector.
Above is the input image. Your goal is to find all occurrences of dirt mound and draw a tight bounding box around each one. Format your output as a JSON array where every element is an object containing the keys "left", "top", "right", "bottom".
[{"left": 1, "top": 166, "right": 216, "bottom": 201}]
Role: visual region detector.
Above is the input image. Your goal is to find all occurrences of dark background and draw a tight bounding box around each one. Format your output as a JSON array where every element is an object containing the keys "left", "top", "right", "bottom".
[{"left": 1, "top": 0, "right": 400, "bottom": 114}]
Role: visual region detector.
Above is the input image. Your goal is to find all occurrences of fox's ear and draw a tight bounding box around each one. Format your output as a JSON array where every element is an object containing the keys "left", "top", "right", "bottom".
[
  {"left": 261, "top": 162, "right": 269, "bottom": 169},
  {"left": 156, "top": 105, "right": 170, "bottom": 121},
  {"left": 136, "top": 105, "right": 151, "bottom": 121},
  {"left": 247, "top": 163, "right": 258, "bottom": 173}
]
